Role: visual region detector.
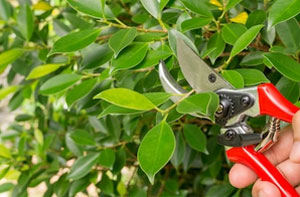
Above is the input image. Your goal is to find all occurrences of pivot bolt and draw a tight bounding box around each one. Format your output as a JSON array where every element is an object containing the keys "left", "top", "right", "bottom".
[
  {"left": 240, "top": 96, "right": 250, "bottom": 106},
  {"left": 225, "top": 129, "right": 236, "bottom": 141},
  {"left": 208, "top": 73, "right": 216, "bottom": 83}
]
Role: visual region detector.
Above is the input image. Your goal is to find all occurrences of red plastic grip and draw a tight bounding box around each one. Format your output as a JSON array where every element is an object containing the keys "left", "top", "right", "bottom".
[
  {"left": 227, "top": 146, "right": 299, "bottom": 197},
  {"left": 258, "top": 83, "right": 299, "bottom": 123}
]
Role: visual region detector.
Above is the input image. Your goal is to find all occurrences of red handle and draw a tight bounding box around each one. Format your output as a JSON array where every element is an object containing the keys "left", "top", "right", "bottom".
[
  {"left": 227, "top": 146, "right": 299, "bottom": 196},
  {"left": 258, "top": 83, "right": 299, "bottom": 123}
]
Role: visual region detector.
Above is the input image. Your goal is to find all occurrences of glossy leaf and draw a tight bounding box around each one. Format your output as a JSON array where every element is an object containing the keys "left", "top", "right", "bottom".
[
  {"left": 268, "top": 0, "right": 300, "bottom": 27},
  {"left": 135, "top": 48, "right": 172, "bottom": 69},
  {"left": 263, "top": 52, "right": 300, "bottom": 82},
  {"left": 176, "top": 92, "right": 219, "bottom": 121},
  {"left": 240, "top": 51, "right": 264, "bottom": 66},
  {"left": 138, "top": 121, "right": 175, "bottom": 184},
  {"left": 230, "top": 25, "right": 264, "bottom": 58},
  {"left": 235, "top": 69, "right": 269, "bottom": 86},
  {"left": 66, "top": 78, "right": 97, "bottom": 107},
  {"left": 26, "top": 64, "right": 64, "bottom": 80},
  {"left": 94, "top": 88, "right": 156, "bottom": 111},
  {"left": 17, "top": 4, "right": 34, "bottom": 41},
  {"left": 49, "top": 29, "right": 101, "bottom": 55},
  {"left": 67, "top": 0, "right": 103, "bottom": 18},
  {"left": 99, "top": 105, "right": 142, "bottom": 118},
  {"left": 183, "top": 124, "right": 207, "bottom": 153},
  {"left": 171, "top": 132, "right": 185, "bottom": 169},
  {"left": 180, "top": 0, "right": 212, "bottom": 18},
  {"left": 0, "top": 48, "right": 25, "bottom": 71},
  {"left": 181, "top": 17, "right": 212, "bottom": 32},
  {"left": 109, "top": 28, "right": 137, "bottom": 58},
  {"left": 69, "top": 177, "right": 90, "bottom": 197},
  {"left": 67, "top": 153, "right": 100, "bottom": 180},
  {"left": 276, "top": 77, "right": 300, "bottom": 103},
  {"left": 98, "top": 149, "right": 115, "bottom": 169},
  {"left": 207, "top": 33, "right": 225, "bottom": 64},
  {"left": 261, "top": 25, "right": 276, "bottom": 46},
  {"left": 40, "top": 73, "right": 81, "bottom": 95},
  {"left": 144, "top": 92, "right": 171, "bottom": 106},
  {"left": 112, "top": 43, "right": 148, "bottom": 70},
  {"left": 221, "top": 70, "right": 244, "bottom": 88},
  {"left": 70, "top": 130, "right": 96, "bottom": 145},
  {"left": 168, "top": 29, "right": 198, "bottom": 55},
  {"left": 221, "top": 23, "right": 247, "bottom": 45},
  {"left": 140, "top": 0, "right": 161, "bottom": 19},
  {"left": 246, "top": 10, "right": 266, "bottom": 28}
]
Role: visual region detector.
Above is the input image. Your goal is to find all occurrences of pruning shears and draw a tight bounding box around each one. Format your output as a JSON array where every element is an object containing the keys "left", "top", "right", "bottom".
[{"left": 159, "top": 38, "right": 300, "bottom": 196}]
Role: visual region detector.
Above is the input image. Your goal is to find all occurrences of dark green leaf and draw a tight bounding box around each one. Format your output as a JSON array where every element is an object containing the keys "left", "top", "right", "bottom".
[
  {"left": 138, "top": 121, "right": 175, "bottom": 184},
  {"left": 0, "top": 0, "right": 12, "bottom": 21},
  {"left": 246, "top": 10, "right": 266, "bottom": 28},
  {"left": 98, "top": 149, "right": 115, "bottom": 169},
  {"left": 69, "top": 177, "right": 90, "bottom": 197},
  {"left": 171, "top": 132, "right": 185, "bottom": 169},
  {"left": 67, "top": 153, "right": 100, "bottom": 180},
  {"left": 168, "top": 29, "right": 198, "bottom": 55},
  {"left": 63, "top": 12, "right": 93, "bottom": 30},
  {"left": 49, "top": 29, "right": 101, "bottom": 55},
  {"left": 180, "top": 0, "right": 212, "bottom": 18},
  {"left": 40, "top": 73, "right": 81, "bottom": 95},
  {"left": 135, "top": 47, "right": 172, "bottom": 69},
  {"left": 206, "top": 184, "right": 235, "bottom": 197},
  {"left": 99, "top": 105, "right": 142, "bottom": 118},
  {"left": 17, "top": 4, "right": 34, "bottom": 41},
  {"left": 98, "top": 173, "right": 113, "bottom": 195},
  {"left": 276, "top": 77, "right": 300, "bottom": 103},
  {"left": 240, "top": 51, "right": 264, "bottom": 66},
  {"left": 261, "top": 25, "right": 275, "bottom": 46},
  {"left": 140, "top": 0, "right": 161, "bottom": 19},
  {"left": 235, "top": 69, "right": 269, "bottom": 86},
  {"left": 109, "top": 28, "right": 137, "bottom": 58},
  {"left": 207, "top": 33, "right": 225, "bottom": 64},
  {"left": 221, "top": 70, "right": 244, "bottom": 88},
  {"left": 181, "top": 17, "right": 211, "bottom": 32},
  {"left": 264, "top": 52, "right": 300, "bottom": 82},
  {"left": 70, "top": 129, "right": 96, "bottom": 146},
  {"left": 183, "top": 124, "right": 207, "bottom": 153},
  {"left": 225, "top": 0, "right": 241, "bottom": 11},
  {"left": 221, "top": 23, "right": 247, "bottom": 45}
]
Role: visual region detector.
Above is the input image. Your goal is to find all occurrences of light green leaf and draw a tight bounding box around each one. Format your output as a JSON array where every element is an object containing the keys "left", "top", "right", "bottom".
[
  {"left": 181, "top": 17, "right": 212, "bottom": 32},
  {"left": 246, "top": 10, "right": 266, "bottom": 28},
  {"left": 268, "top": 0, "right": 300, "bottom": 27},
  {"left": 138, "top": 121, "right": 175, "bottom": 184},
  {"left": 275, "top": 18, "right": 300, "bottom": 53},
  {"left": 0, "top": 183, "right": 14, "bottom": 193},
  {"left": 221, "top": 70, "right": 244, "bottom": 88},
  {"left": 276, "top": 77, "right": 300, "bottom": 103},
  {"left": 207, "top": 33, "right": 225, "bottom": 64},
  {"left": 26, "top": 64, "right": 64, "bottom": 80},
  {"left": 230, "top": 25, "right": 264, "bottom": 58},
  {"left": 160, "top": 0, "right": 169, "bottom": 10},
  {"left": 67, "top": 0, "right": 103, "bottom": 18},
  {"left": 17, "top": 4, "right": 34, "bottom": 41},
  {"left": 0, "top": 48, "right": 25, "bottom": 71},
  {"left": 0, "top": 0, "right": 12, "bottom": 21},
  {"left": 171, "top": 132, "right": 185, "bottom": 169},
  {"left": 0, "top": 144, "right": 11, "bottom": 158},
  {"left": 176, "top": 92, "right": 219, "bottom": 121},
  {"left": 67, "top": 152, "right": 100, "bottom": 180},
  {"left": 49, "top": 29, "right": 101, "bottom": 55},
  {"left": 40, "top": 73, "right": 81, "bottom": 95},
  {"left": 225, "top": 0, "right": 241, "bottom": 11},
  {"left": 34, "top": 129, "right": 44, "bottom": 145},
  {"left": 221, "top": 23, "right": 247, "bottom": 45},
  {"left": 180, "top": 0, "right": 212, "bottom": 18},
  {"left": 70, "top": 130, "right": 96, "bottom": 146},
  {"left": 144, "top": 92, "right": 171, "bottom": 106},
  {"left": 240, "top": 51, "right": 264, "bottom": 66},
  {"left": 94, "top": 88, "right": 156, "bottom": 111},
  {"left": 140, "top": 0, "right": 161, "bottom": 19},
  {"left": 98, "top": 149, "right": 115, "bottom": 169},
  {"left": 235, "top": 69, "right": 269, "bottom": 86},
  {"left": 183, "top": 124, "right": 207, "bottom": 153},
  {"left": 0, "top": 86, "right": 18, "bottom": 100},
  {"left": 263, "top": 52, "right": 300, "bottom": 82},
  {"left": 112, "top": 43, "right": 148, "bottom": 70},
  {"left": 109, "top": 28, "right": 137, "bottom": 58},
  {"left": 66, "top": 78, "right": 97, "bottom": 107},
  {"left": 168, "top": 29, "right": 198, "bottom": 56},
  {"left": 135, "top": 49, "right": 172, "bottom": 69}
]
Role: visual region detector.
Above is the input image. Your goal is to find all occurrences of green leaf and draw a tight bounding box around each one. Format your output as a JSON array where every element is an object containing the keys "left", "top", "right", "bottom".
[
  {"left": 0, "top": 144, "right": 11, "bottom": 158},
  {"left": 183, "top": 124, "right": 207, "bottom": 153},
  {"left": 66, "top": 78, "right": 97, "bottom": 107},
  {"left": 135, "top": 32, "right": 166, "bottom": 42},
  {"left": 67, "top": 0, "right": 103, "bottom": 18},
  {"left": 98, "top": 149, "right": 115, "bottom": 169},
  {"left": 34, "top": 129, "right": 44, "bottom": 145},
  {"left": 49, "top": 29, "right": 101, "bottom": 55},
  {"left": 63, "top": 12, "right": 93, "bottom": 30},
  {"left": 109, "top": 28, "right": 137, "bottom": 58},
  {"left": 181, "top": 17, "right": 212, "bottom": 32},
  {"left": 138, "top": 121, "right": 175, "bottom": 184},
  {"left": 112, "top": 43, "right": 148, "bottom": 70},
  {"left": 140, "top": 0, "right": 161, "bottom": 19},
  {"left": 67, "top": 152, "right": 100, "bottom": 180},
  {"left": 246, "top": 10, "right": 266, "bottom": 28},
  {"left": 0, "top": 48, "right": 25, "bottom": 71},
  {"left": 0, "top": 0, "right": 12, "bottom": 21},
  {"left": 0, "top": 86, "right": 18, "bottom": 100},
  {"left": 221, "top": 24, "right": 247, "bottom": 46},
  {"left": 171, "top": 132, "right": 185, "bottom": 169},
  {"left": 263, "top": 52, "right": 300, "bottom": 82},
  {"left": 275, "top": 18, "right": 300, "bottom": 53},
  {"left": 94, "top": 88, "right": 156, "bottom": 111},
  {"left": 268, "top": 0, "right": 300, "bottom": 27},
  {"left": 240, "top": 51, "right": 264, "bottom": 66},
  {"left": 230, "top": 25, "right": 264, "bottom": 58},
  {"left": 235, "top": 69, "right": 269, "bottom": 86},
  {"left": 135, "top": 48, "right": 172, "bottom": 69},
  {"left": 225, "top": 0, "right": 241, "bottom": 11},
  {"left": 69, "top": 177, "right": 90, "bottom": 197},
  {"left": 276, "top": 77, "right": 300, "bottom": 103},
  {"left": 98, "top": 173, "right": 114, "bottom": 195},
  {"left": 144, "top": 92, "right": 171, "bottom": 106},
  {"left": 261, "top": 25, "right": 276, "bottom": 46},
  {"left": 0, "top": 183, "right": 14, "bottom": 193},
  {"left": 70, "top": 130, "right": 96, "bottom": 146},
  {"left": 180, "top": 0, "right": 212, "bottom": 18},
  {"left": 206, "top": 184, "right": 235, "bottom": 197},
  {"left": 17, "top": 4, "right": 34, "bottom": 41},
  {"left": 40, "top": 73, "right": 81, "bottom": 95},
  {"left": 176, "top": 92, "right": 219, "bottom": 121},
  {"left": 207, "top": 33, "right": 225, "bottom": 64},
  {"left": 168, "top": 29, "right": 198, "bottom": 56},
  {"left": 221, "top": 70, "right": 244, "bottom": 88},
  {"left": 98, "top": 105, "right": 142, "bottom": 118},
  {"left": 26, "top": 64, "right": 64, "bottom": 80}
]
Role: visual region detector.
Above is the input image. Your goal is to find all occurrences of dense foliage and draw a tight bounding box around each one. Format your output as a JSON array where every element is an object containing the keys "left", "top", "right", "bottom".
[{"left": 0, "top": 0, "right": 300, "bottom": 196}]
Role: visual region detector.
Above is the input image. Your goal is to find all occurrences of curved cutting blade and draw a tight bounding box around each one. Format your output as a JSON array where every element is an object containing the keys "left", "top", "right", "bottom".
[{"left": 177, "top": 38, "right": 233, "bottom": 92}]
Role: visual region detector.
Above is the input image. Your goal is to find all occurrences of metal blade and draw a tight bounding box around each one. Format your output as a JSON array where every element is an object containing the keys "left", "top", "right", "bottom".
[
  {"left": 158, "top": 60, "right": 187, "bottom": 103},
  {"left": 177, "top": 38, "right": 233, "bottom": 92}
]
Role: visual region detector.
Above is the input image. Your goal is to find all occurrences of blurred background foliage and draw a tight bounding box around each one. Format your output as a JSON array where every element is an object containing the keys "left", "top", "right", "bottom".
[{"left": 0, "top": 0, "right": 300, "bottom": 196}]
